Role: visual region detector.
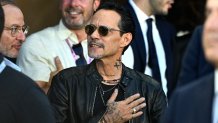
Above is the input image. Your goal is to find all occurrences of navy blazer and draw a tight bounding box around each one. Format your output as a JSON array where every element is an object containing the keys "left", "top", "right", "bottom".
[
  {"left": 125, "top": 2, "right": 176, "bottom": 96},
  {"left": 177, "top": 25, "right": 214, "bottom": 87},
  {"left": 0, "top": 54, "right": 55, "bottom": 123},
  {"left": 162, "top": 73, "right": 214, "bottom": 123}
]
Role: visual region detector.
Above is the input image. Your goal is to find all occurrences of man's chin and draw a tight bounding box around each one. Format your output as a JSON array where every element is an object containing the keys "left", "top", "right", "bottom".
[
  {"left": 63, "top": 19, "right": 85, "bottom": 30},
  {"left": 88, "top": 54, "right": 102, "bottom": 60},
  {"left": 160, "top": 9, "right": 168, "bottom": 15}
]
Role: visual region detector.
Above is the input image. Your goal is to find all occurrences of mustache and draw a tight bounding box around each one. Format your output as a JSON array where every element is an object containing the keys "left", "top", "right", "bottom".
[
  {"left": 12, "top": 41, "right": 23, "bottom": 46},
  {"left": 88, "top": 40, "right": 105, "bottom": 48}
]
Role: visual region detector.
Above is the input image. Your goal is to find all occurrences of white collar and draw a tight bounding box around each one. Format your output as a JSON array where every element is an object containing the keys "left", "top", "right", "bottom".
[
  {"left": 128, "top": 0, "right": 155, "bottom": 22},
  {"left": 57, "top": 20, "right": 80, "bottom": 44}
]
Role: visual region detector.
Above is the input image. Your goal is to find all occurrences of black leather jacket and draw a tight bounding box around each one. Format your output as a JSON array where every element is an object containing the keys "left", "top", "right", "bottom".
[{"left": 48, "top": 61, "right": 167, "bottom": 123}]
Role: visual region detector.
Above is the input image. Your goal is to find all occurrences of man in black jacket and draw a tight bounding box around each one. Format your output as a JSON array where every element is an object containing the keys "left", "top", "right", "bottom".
[
  {"left": 48, "top": 2, "right": 167, "bottom": 123},
  {"left": 0, "top": 4, "right": 55, "bottom": 123}
]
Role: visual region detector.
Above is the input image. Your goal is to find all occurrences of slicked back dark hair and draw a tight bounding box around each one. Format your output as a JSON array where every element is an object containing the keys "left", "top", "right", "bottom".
[
  {"left": 95, "top": 1, "right": 135, "bottom": 54},
  {"left": 0, "top": 5, "right": 4, "bottom": 37}
]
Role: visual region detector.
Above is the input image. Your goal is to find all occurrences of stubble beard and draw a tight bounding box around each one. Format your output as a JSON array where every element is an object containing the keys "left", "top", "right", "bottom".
[
  {"left": 88, "top": 51, "right": 103, "bottom": 59},
  {"left": 63, "top": 17, "right": 85, "bottom": 30},
  {"left": 150, "top": 0, "right": 168, "bottom": 15}
]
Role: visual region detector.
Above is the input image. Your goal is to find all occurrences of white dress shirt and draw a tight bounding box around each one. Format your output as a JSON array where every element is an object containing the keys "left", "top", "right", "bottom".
[
  {"left": 123, "top": 0, "right": 167, "bottom": 95},
  {"left": 17, "top": 20, "right": 92, "bottom": 82}
]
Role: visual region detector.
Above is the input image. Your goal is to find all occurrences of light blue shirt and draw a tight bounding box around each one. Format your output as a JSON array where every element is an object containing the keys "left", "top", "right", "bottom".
[
  {"left": 213, "top": 70, "right": 218, "bottom": 123},
  {"left": 0, "top": 60, "right": 6, "bottom": 73},
  {"left": 4, "top": 58, "right": 21, "bottom": 72},
  {"left": 0, "top": 58, "right": 21, "bottom": 73}
]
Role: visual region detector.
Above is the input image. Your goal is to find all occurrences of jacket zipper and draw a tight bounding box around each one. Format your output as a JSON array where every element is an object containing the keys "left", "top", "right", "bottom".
[
  {"left": 91, "top": 85, "right": 98, "bottom": 115},
  {"left": 94, "top": 85, "right": 108, "bottom": 122}
]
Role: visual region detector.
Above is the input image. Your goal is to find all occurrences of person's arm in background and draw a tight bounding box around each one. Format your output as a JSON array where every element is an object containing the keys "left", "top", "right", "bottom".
[
  {"left": 17, "top": 35, "right": 63, "bottom": 93},
  {"left": 37, "top": 56, "right": 63, "bottom": 93}
]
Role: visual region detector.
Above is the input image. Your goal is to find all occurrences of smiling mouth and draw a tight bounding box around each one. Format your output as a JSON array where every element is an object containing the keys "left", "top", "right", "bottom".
[
  {"left": 66, "top": 8, "right": 82, "bottom": 16},
  {"left": 69, "top": 11, "right": 80, "bottom": 15}
]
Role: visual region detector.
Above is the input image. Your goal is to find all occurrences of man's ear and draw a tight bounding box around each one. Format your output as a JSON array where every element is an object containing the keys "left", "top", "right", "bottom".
[
  {"left": 93, "top": 0, "right": 101, "bottom": 11},
  {"left": 120, "top": 32, "right": 132, "bottom": 48}
]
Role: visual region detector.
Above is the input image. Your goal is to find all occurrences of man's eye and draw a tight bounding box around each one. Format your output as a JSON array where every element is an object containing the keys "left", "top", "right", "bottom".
[{"left": 11, "top": 27, "right": 18, "bottom": 32}]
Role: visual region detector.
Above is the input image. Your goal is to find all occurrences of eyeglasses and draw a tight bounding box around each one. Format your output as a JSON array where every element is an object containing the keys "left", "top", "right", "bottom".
[
  {"left": 4, "top": 25, "right": 29, "bottom": 37},
  {"left": 85, "top": 24, "right": 125, "bottom": 37}
]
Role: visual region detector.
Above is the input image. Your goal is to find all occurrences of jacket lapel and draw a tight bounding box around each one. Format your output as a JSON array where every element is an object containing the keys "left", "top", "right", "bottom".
[
  {"left": 194, "top": 73, "right": 214, "bottom": 123},
  {"left": 126, "top": 2, "right": 147, "bottom": 73}
]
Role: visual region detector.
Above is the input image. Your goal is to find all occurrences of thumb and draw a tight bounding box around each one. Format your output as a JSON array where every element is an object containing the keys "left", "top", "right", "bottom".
[
  {"left": 107, "top": 89, "right": 118, "bottom": 104},
  {"left": 55, "top": 56, "right": 63, "bottom": 72}
]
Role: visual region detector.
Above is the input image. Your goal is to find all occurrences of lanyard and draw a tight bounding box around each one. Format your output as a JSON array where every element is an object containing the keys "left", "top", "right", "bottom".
[
  {"left": 66, "top": 38, "right": 79, "bottom": 60},
  {"left": 65, "top": 38, "right": 93, "bottom": 64}
]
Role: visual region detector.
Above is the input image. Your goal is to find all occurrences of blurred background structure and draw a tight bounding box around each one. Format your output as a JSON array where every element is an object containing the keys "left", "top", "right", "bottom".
[
  {"left": 15, "top": 0, "right": 61, "bottom": 34},
  {"left": 14, "top": 0, "right": 125, "bottom": 35}
]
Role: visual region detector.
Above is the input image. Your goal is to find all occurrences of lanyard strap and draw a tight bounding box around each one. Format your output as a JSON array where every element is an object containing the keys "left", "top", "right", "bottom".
[{"left": 65, "top": 38, "right": 93, "bottom": 64}]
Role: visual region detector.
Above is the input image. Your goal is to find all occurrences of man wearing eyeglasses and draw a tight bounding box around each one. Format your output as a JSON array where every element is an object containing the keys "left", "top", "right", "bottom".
[
  {"left": 48, "top": 2, "right": 166, "bottom": 123},
  {"left": 0, "top": 4, "right": 55, "bottom": 123},
  {"left": 0, "top": 1, "right": 29, "bottom": 71},
  {"left": 17, "top": 0, "right": 101, "bottom": 93}
]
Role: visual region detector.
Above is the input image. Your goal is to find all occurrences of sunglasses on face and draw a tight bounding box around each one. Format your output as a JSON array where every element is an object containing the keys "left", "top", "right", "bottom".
[{"left": 85, "top": 24, "right": 125, "bottom": 37}]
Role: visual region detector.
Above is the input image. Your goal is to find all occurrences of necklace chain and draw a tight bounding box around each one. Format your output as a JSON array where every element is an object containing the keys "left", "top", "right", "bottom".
[
  {"left": 99, "top": 84, "right": 118, "bottom": 106},
  {"left": 100, "top": 73, "right": 115, "bottom": 77},
  {"left": 101, "top": 79, "right": 120, "bottom": 85},
  {"left": 99, "top": 84, "right": 117, "bottom": 95}
]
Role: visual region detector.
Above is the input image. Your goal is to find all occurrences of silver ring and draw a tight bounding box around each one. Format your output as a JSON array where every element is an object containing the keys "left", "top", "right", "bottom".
[{"left": 132, "top": 108, "right": 136, "bottom": 114}]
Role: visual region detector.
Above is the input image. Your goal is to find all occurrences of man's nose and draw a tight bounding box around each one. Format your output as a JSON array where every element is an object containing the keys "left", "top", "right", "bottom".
[
  {"left": 16, "top": 31, "right": 26, "bottom": 42},
  {"left": 70, "top": 0, "right": 81, "bottom": 7}
]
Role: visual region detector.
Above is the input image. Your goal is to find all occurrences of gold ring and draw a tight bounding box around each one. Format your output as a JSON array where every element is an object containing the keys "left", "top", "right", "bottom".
[{"left": 133, "top": 108, "right": 136, "bottom": 114}]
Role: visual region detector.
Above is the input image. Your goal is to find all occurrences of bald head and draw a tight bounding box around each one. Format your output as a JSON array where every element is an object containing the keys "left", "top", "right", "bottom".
[
  {"left": 0, "top": 5, "right": 4, "bottom": 37},
  {"left": 2, "top": 4, "right": 24, "bottom": 27}
]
